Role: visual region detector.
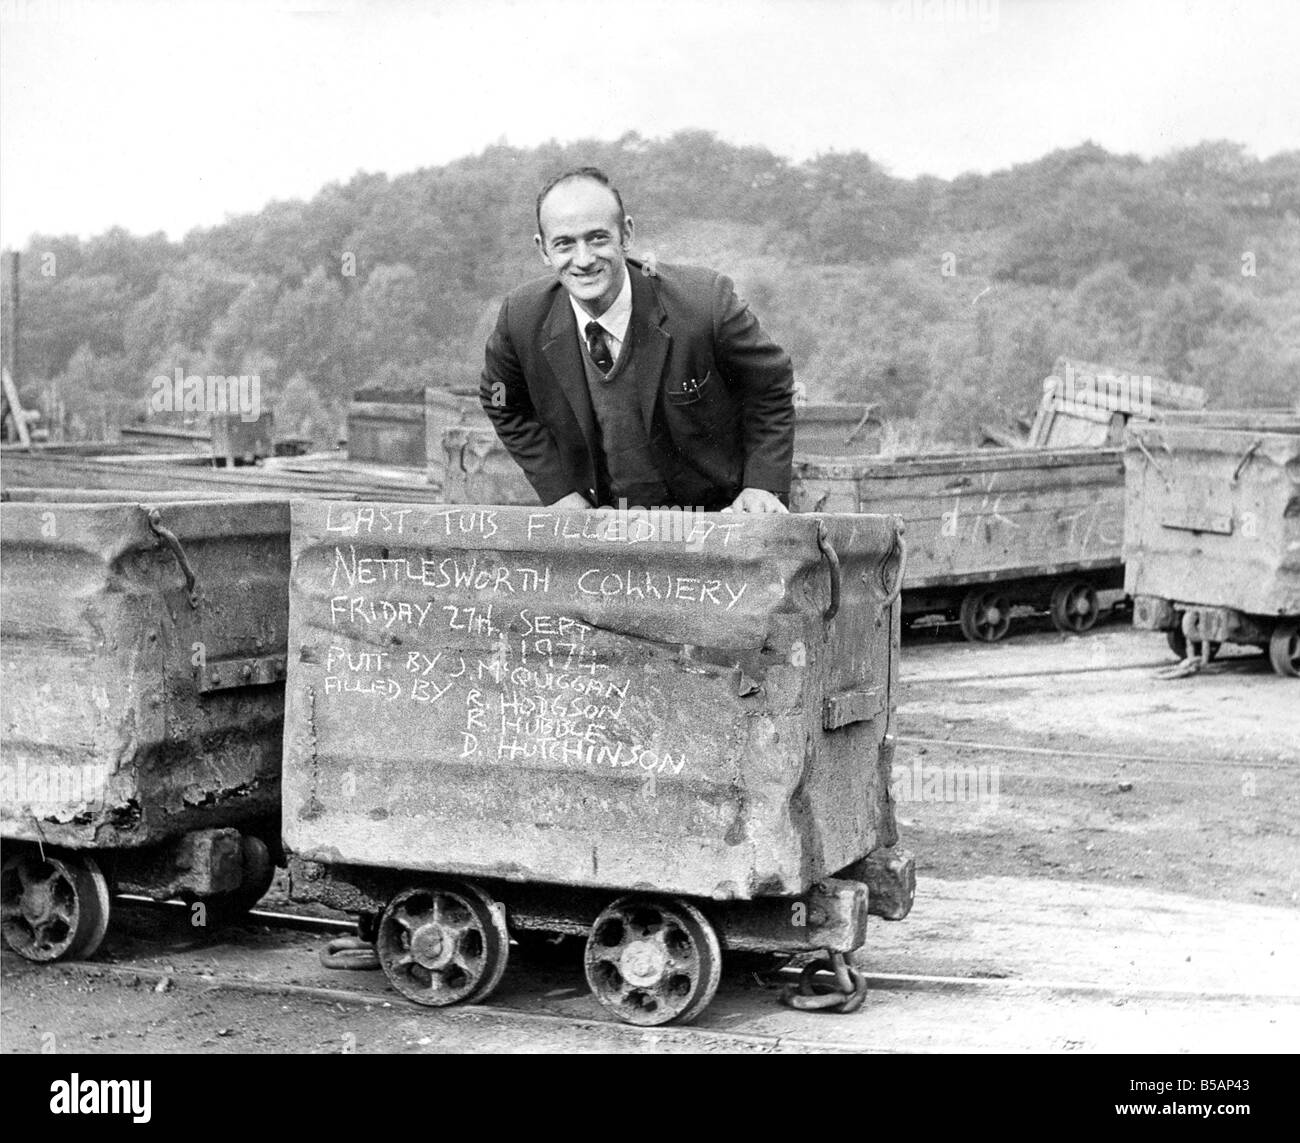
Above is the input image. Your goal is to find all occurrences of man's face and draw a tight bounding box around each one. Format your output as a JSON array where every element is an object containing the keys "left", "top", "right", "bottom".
[{"left": 536, "top": 178, "right": 633, "bottom": 317}]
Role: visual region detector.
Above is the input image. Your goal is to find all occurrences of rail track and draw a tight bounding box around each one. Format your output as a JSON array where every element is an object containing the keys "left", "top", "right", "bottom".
[
  {"left": 11, "top": 888, "right": 1290, "bottom": 1054},
  {"left": 893, "top": 735, "right": 1297, "bottom": 776},
  {"left": 102, "top": 897, "right": 1300, "bottom": 1004}
]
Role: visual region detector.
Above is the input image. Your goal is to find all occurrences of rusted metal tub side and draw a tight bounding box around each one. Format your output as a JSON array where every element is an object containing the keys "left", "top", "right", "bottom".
[
  {"left": 792, "top": 404, "right": 883, "bottom": 457},
  {"left": 348, "top": 394, "right": 426, "bottom": 466},
  {"left": 1123, "top": 419, "right": 1300, "bottom": 616},
  {"left": 791, "top": 447, "right": 1125, "bottom": 587},
  {"left": 283, "top": 503, "right": 901, "bottom": 901},
  {"left": 425, "top": 389, "right": 494, "bottom": 490},
  {"left": 0, "top": 495, "right": 290, "bottom": 848},
  {"left": 439, "top": 426, "right": 538, "bottom": 506}
]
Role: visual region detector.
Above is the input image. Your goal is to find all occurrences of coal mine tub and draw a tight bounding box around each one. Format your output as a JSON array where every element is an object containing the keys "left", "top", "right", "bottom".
[
  {"left": 283, "top": 501, "right": 914, "bottom": 1024},
  {"left": 1124, "top": 413, "right": 1300, "bottom": 676},
  {"left": 0, "top": 489, "right": 290, "bottom": 962},
  {"left": 791, "top": 446, "right": 1127, "bottom": 643}
]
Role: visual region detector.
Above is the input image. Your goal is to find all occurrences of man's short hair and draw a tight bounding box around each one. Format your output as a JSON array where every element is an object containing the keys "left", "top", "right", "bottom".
[{"left": 535, "top": 166, "right": 627, "bottom": 240}]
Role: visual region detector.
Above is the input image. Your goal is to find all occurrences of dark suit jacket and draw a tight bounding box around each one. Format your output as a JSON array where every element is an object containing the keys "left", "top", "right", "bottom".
[{"left": 480, "top": 258, "right": 794, "bottom": 509}]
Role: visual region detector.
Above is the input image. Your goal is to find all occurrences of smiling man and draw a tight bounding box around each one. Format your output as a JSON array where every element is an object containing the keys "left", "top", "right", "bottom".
[{"left": 480, "top": 167, "right": 795, "bottom": 512}]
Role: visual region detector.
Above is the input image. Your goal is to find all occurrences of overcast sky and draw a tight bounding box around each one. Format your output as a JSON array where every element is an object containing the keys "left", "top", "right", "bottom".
[{"left": 2, "top": 0, "right": 1297, "bottom": 246}]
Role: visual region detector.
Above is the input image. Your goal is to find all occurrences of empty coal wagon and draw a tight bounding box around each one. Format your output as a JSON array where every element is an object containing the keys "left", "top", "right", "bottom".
[
  {"left": 1125, "top": 412, "right": 1300, "bottom": 676},
  {"left": 791, "top": 447, "right": 1126, "bottom": 642},
  {"left": 0, "top": 490, "right": 290, "bottom": 961},
  {"left": 283, "top": 502, "right": 913, "bottom": 1024}
]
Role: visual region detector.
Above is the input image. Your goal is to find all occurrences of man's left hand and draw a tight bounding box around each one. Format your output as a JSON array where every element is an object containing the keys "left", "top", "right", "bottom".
[{"left": 723, "top": 488, "right": 788, "bottom": 514}]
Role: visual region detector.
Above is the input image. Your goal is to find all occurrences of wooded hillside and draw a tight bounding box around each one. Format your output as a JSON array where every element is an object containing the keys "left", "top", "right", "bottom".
[{"left": 4, "top": 132, "right": 1296, "bottom": 446}]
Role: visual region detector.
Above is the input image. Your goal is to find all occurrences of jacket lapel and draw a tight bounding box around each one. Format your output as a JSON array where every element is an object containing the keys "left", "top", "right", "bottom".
[
  {"left": 628, "top": 268, "right": 671, "bottom": 433},
  {"left": 540, "top": 289, "right": 597, "bottom": 455}
]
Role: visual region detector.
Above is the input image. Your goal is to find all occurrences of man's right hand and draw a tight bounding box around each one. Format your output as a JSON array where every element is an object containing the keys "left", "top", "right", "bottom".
[{"left": 548, "top": 492, "right": 593, "bottom": 511}]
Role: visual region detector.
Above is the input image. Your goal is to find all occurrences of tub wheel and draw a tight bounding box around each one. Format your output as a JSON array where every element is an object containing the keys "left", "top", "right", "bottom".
[
  {"left": 585, "top": 896, "right": 721, "bottom": 1025},
  {"left": 1269, "top": 621, "right": 1299, "bottom": 677},
  {"left": 1050, "top": 579, "right": 1099, "bottom": 634},
  {"left": 205, "top": 834, "right": 276, "bottom": 924},
  {"left": 1, "top": 850, "right": 111, "bottom": 962},
  {"left": 959, "top": 588, "right": 1012, "bottom": 643},
  {"left": 376, "top": 881, "right": 509, "bottom": 1006}
]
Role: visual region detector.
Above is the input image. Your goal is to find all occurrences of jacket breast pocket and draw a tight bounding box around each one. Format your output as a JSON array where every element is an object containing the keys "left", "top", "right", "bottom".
[{"left": 666, "top": 370, "right": 714, "bottom": 406}]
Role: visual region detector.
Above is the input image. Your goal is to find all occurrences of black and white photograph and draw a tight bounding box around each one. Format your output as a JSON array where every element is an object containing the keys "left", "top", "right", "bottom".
[{"left": 0, "top": 0, "right": 1296, "bottom": 1103}]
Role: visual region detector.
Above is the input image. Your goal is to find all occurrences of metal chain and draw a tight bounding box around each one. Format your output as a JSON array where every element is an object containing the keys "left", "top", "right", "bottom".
[{"left": 780, "top": 950, "right": 868, "bottom": 1014}]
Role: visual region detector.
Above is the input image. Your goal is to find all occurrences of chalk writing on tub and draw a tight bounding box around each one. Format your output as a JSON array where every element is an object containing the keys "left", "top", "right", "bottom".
[
  {"left": 324, "top": 504, "right": 413, "bottom": 535},
  {"left": 327, "top": 647, "right": 391, "bottom": 671},
  {"left": 323, "top": 675, "right": 403, "bottom": 699},
  {"left": 442, "top": 605, "right": 498, "bottom": 636},
  {"left": 324, "top": 504, "right": 501, "bottom": 538},
  {"left": 423, "top": 508, "right": 501, "bottom": 538},
  {"left": 329, "top": 597, "right": 438, "bottom": 628},
  {"left": 937, "top": 471, "right": 1119, "bottom": 556},
  {"left": 492, "top": 736, "right": 688, "bottom": 773},
  {"left": 527, "top": 511, "right": 743, "bottom": 549},
  {"left": 576, "top": 568, "right": 748, "bottom": 609},
  {"left": 477, "top": 664, "right": 627, "bottom": 695},
  {"left": 331, "top": 546, "right": 551, "bottom": 593},
  {"left": 314, "top": 539, "right": 696, "bottom": 775}
]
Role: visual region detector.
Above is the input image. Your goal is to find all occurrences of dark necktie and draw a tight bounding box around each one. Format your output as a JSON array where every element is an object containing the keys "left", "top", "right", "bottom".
[{"left": 585, "top": 320, "right": 614, "bottom": 375}]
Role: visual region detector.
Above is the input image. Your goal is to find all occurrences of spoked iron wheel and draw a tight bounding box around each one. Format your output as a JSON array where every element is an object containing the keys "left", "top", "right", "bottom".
[
  {"left": 584, "top": 896, "right": 722, "bottom": 1026},
  {"left": 1, "top": 850, "right": 111, "bottom": 962},
  {"left": 1268, "top": 620, "right": 1300, "bottom": 677},
  {"left": 204, "top": 834, "right": 276, "bottom": 926},
  {"left": 959, "top": 588, "right": 1012, "bottom": 643},
  {"left": 376, "top": 882, "right": 509, "bottom": 1006},
  {"left": 1050, "top": 579, "right": 1099, "bottom": 634}
]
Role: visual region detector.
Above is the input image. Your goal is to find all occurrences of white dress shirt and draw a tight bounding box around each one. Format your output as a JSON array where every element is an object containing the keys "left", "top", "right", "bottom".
[{"left": 570, "top": 268, "right": 633, "bottom": 362}]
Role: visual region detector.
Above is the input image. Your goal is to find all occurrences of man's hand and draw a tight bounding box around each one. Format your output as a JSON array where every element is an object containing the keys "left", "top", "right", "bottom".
[
  {"left": 548, "top": 491, "right": 593, "bottom": 511},
  {"left": 722, "top": 488, "right": 788, "bottom": 514}
]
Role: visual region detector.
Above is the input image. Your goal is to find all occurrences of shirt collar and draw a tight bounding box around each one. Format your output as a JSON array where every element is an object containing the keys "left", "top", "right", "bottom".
[{"left": 569, "top": 267, "right": 633, "bottom": 345}]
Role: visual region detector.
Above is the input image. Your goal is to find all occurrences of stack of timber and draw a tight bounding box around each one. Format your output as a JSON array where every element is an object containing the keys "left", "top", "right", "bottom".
[
  {"left": 0, "top": 444, "right": 439, "bottom": 503},
  {"left": 117, "top": 411, "right": 277, "bottom": 464},
  {"left": 1024, "top": 358, "right": 1207, "bottom": 448}
]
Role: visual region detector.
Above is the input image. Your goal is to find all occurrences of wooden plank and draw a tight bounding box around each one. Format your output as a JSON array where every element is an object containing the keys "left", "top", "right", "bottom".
[
  {"left": 0, "top": 450, "right": 445, "bottom": 503},
  {"left": 795, "top": 446, "right": 1122, "bottom": 482},
  {"left": 1053, "top": 356, "right": 1206, "bottom": 410},
  {"left": 1, "top": 367, "right": 32, "bottom": 447}
]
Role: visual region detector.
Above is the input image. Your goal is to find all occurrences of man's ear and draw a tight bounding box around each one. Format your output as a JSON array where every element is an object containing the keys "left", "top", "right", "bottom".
[
  {"left": 620, "top": 216, "right": 635, "bottom": 249},
  {"left": 534, "top": 233, "right": 550, "bottom": 265}
]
